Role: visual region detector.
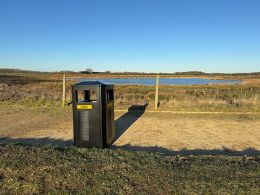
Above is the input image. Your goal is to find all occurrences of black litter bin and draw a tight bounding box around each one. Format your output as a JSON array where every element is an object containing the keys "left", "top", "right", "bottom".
[{"left": 71, "top": 81, "right": 115, "bottom": 148}]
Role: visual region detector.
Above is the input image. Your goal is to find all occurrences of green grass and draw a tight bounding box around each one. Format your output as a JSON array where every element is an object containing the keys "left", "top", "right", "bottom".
[{"left": 0, "top": 144, "right": 259, "bottom": 194}]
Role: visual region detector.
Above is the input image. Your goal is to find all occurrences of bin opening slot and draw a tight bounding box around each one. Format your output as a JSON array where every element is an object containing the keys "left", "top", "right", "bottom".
[
  {"left": 107, "top": 89, "right": 114, "bottom": 101},
  {"left": 76, "top": 90, "right": 97, "bottom": 103}
]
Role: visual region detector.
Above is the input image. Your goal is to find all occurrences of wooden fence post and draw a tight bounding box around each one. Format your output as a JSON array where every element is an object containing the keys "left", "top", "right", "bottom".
[
  {"left": 155, "top": 75, "right": 159, "bottom": 110},
  {"left": 62, "top": 74, "right": 66, "bottom": 108}
]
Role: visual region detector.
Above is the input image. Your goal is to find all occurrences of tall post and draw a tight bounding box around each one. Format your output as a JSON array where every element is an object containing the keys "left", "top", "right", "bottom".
[
  {"left": 62, "top": 74, "right": 66, "bottom": 108},
  {"left": 155, "top": 75, "right": 159, "bottom": 110}
]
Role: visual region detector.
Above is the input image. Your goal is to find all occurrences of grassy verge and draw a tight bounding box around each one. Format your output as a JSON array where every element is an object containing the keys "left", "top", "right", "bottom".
[{"left": 0, "top": 144, "right": 259, "bottom": 194}]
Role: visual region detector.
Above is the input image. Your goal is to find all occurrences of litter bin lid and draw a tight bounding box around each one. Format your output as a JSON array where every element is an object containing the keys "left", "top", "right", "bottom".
[{"left": 72, "top": 81, "right": 113, "bottom": 87}]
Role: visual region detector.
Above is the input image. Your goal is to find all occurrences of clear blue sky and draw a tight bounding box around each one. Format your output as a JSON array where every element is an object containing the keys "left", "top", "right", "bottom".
[{"left": 0, "top": 0, "right": 260, "bottom": 73}]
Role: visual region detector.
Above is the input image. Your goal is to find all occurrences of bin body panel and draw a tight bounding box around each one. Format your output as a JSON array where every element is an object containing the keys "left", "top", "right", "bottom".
[
  {"left": 72, "top": 81, "right": 115, "bottom": 148},
  {"left": 101, "top": 86, "right": 115, "bottom": 146},
  {"left": 78, "top": 110, "right": 90, "bottom": 141},
  {"left": 75, "top": 101, "right": 102, "bottom": 147}
]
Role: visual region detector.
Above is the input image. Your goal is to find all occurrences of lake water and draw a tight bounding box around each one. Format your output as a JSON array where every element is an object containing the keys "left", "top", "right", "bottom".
[{"left": 81, "top": 78, "right": 241, "bottom": 85}]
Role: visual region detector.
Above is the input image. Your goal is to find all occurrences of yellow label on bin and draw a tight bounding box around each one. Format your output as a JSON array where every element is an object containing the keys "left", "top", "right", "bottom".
[
  {"left": 77, "top": 105, "right": 93, "bottom": 110},
  {"left": 107, "top": 102, "right": 113, "bottom": 108}
]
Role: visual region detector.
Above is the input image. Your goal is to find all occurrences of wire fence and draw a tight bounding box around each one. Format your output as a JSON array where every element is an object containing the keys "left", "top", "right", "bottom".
[{"left": 62, "top": 75, "right": 260, "bottom": 108}]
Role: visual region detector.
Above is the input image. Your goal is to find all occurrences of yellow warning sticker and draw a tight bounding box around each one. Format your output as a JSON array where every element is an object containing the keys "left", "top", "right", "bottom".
[{"left": 77, "top": 105, "right": 93, "bottom": 110}]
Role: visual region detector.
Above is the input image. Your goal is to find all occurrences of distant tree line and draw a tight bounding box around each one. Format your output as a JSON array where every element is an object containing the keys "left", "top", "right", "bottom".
[
  {"left": 79, "top": 69, "right": 260, "bottom": 76},
  {"left": 1, "top": 68, "right": 259, "bottom": 77}
]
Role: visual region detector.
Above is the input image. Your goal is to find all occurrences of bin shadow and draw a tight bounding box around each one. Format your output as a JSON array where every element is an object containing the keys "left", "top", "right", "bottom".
[
  {"left": 0, "top": 136, "right": 72, "bottom": 147},
  {"left": 114, "top": 104, "right": 148, "bottom": 142}
]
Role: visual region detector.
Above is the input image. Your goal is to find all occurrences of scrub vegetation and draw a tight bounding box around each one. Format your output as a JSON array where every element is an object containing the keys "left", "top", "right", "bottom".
[
  {"left": 115, "top": 84, "right": 260, "bottom": 111},
  {"left": 1, "top": 70, "right": 260, "bottom": 112}
]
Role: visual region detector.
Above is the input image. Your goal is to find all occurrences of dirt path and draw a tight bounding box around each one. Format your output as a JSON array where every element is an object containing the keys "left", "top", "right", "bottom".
[
  {"left": 113, "top": 112, "right": 260, "bottom": 154},
  {"left": 1, "top": 108, "right": 260, "bottom": 154}
]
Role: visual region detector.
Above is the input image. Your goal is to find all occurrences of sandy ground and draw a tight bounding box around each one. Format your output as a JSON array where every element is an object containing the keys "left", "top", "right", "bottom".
[
  {"left": 1, "top": 107, "right": 260, "bottom": 155},
  {"left": 113, "top": 112, "right": 260, "bottom": 155}
]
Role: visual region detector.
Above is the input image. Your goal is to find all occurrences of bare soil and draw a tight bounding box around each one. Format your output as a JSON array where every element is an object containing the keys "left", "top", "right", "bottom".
[
  {"left": 113, "top": 112, "right": 260, "bottom": 155},
  {"left": 1, "top": 106, "right": 259, "bottom": 155}
]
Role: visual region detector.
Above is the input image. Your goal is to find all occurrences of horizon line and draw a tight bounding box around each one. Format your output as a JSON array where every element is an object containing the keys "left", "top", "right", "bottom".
[{"left": 0, "top": 67, "right": 259, "bottom": 75}]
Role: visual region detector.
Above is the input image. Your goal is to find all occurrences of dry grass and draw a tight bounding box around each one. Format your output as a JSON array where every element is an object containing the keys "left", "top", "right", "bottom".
[
  {"left": 114, "top": 84, "right": 260, "bottom": 111},
  {"left": 1, "top": 72, "right": 260, "bottom": 112}
]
